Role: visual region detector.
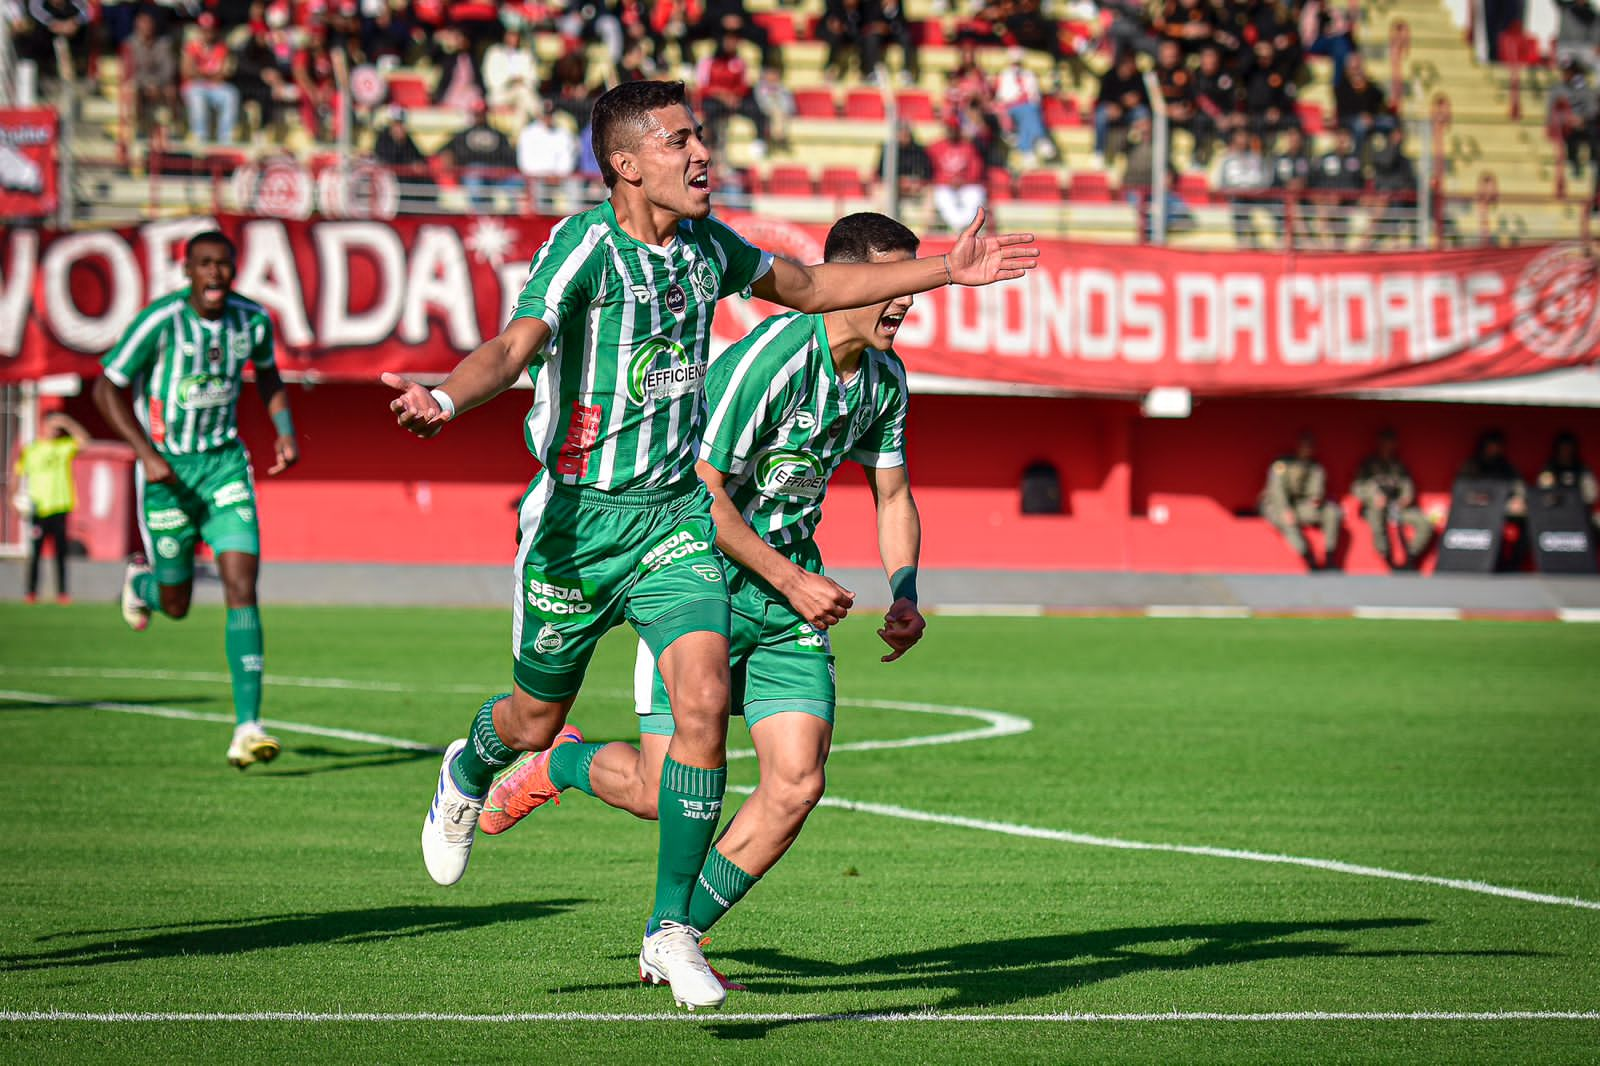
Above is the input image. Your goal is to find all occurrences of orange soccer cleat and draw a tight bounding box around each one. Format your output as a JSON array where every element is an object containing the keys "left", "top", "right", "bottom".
[{"left": 479, "top": 725, "right": 584, "bottom": 836}]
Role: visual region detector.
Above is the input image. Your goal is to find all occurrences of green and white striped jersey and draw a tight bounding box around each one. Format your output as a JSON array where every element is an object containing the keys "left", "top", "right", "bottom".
[
  {"left": 701, "top": 311, "right": 909, "bottom": 547},
  {"left": 101, "top": 290, "right": 276, "bottom": 456},
  {"left": 510, "top": 201, "right": 773, "bottom": 492}
]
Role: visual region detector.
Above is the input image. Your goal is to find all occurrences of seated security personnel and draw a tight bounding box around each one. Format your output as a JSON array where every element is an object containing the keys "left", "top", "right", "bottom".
[{"left": 1260, "top": 431, "right": 1342, "bottom": 571}]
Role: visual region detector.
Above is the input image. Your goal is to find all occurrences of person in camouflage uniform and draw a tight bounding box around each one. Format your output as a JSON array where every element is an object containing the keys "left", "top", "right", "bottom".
[
  {"left": 1352, "top": 428, "right": 1432, "bottom": 570},
  {"left": 1261, "top": 431, "right": 1342, "bottom": 570},
  {"left": 1537, "top": 431, "right": 1599, "bottom": 533}
]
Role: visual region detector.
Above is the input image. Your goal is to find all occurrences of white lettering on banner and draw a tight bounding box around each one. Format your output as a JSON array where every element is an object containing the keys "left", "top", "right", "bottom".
[
  {"left": 945, "top": 282, "right": 986, "bottom": 353},
  {"left": 1121, "top": 271, "right": 1163, "bottom": 362},
  {"left": 1076, "top": 269, "right": 1118, "bottom": 360},
  {"left": 1419, "top": 273, "right": 1462, "bottom": 360},
  {"left": 1278, "top": 274, "right": 1321, "bottom": 365},
  {"left": 0, "top": 229, "right": 38, "bottom": 357},
  {"left": 1330, "top": 274, "right": 1376, "bottom": 364},
  {"left": 987, "top": 280, "right": 1032, "bottom": 357},
  {"left": 1177, "top": 273, "right": 1217, "bottom": 363},
  {"left": 235, "top": 219, "right": 313, "bottom": 346},
  {"left": 1037, "top": 269, "right": 1073, "bottom": 356},
  {"left": 143, "top": 218, "right": 215, "bottom": 299},
  {"left": 1378, "top": 274, "right": 1419, "bottom": 363},
  {"left": 896, "top": 292, "right": 936, "bottom": 348},
  {"left": 316, "top": 222, "right": 406, "bottom": 348},
  {"left": 43, "top": 231, "right": 142, "bottom": 352},
  {"left": 1466, "top": 273, "right": 1505, "bottom": 357},
  {"left": 401, "top": 225, "right": 482, "bottom": 350},
  {"left": 1222, "top": 274, "right": 1265, "bottom": 364}
]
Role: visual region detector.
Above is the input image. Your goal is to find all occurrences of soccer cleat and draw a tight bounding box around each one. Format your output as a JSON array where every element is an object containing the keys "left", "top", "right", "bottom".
[
  {"left": 226, "top": 722, "right": 281, "bottom": 769},
  {"left": 480, "top": 725, "right": 584, "bottom": 836},
  {"left": 638, "top": 921, "right": 728, "bottom": 1012},
  {"left": 120, "top": 555, "right": 151, "bottom": 632},
  {"left": 639, "top": 937, "right": 746, "bottom": 992},
  {"left": 421, "top": 739, "right": 483, "bottom": 886}
]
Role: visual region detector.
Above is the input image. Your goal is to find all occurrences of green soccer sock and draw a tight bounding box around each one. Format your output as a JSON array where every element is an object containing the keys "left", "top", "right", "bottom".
[
  {"left": 449, "top": 694, "right": 515, "bottom": 799},
  {"left": 548, "top": 741, "right": 604, "bottom": 797},
  {"left": 687, "top": 845, "right": 761, "bottom": 934},
  {"left": 224, "top": 607, "right": 264, "bottom": 726},
  {"left": 133, "top": 573, "right": 162, "bottom": 613},
  {"left": 650, "top": 755, "right": 727, "bottom": 931}
]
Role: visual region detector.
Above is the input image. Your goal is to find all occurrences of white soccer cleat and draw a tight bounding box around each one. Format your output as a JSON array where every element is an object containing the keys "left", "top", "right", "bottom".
[
  {"left": 120, "top": 555, "right": 151, "bottom": 632},
  {"left": 227, "top": 722, "right": 281, "bottom": 769},
  {"left": 639, "top": 921, "right": 727, "bottom": 1012},
  {"left": 422, "top": 739, "right": 482, "bottom": 886}
]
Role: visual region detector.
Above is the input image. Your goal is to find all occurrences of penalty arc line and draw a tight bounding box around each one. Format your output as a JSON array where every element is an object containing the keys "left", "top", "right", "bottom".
[
  {"left": 4, "top": 673, "right": 1600, "bottom": 913},
  {"left": 0, "top": 1010, "right": 1597, "bottom": 1025}
]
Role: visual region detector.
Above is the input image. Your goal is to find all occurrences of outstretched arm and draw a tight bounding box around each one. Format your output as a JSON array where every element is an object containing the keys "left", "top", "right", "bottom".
[
  {"left": 865, "top": 462, "right": 925, "bottom": 662},
  {"left": 749, "top": 208, "right": 1038, "bottom": 314},
  {"left": 382, "top": 316, "right": 552, "bottom": 439}
]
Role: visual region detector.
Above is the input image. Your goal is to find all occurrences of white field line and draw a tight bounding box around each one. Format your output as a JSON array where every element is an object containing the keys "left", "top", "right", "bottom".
[
  {"left": 1, "top": 1010, "right": 1596, "bottom": 1025},
  {"left": 1145, "top": 605, "right": 1254, "bottom": 619},
  {"left": 7, "top": 671, "right": 1600, "bottom": 913},
  {"left": 1351, "top": 607, "right": 1463, "bottom": 622},
  {"left": 1557, "top": 607, "right": 1600, "bottom": 623}
]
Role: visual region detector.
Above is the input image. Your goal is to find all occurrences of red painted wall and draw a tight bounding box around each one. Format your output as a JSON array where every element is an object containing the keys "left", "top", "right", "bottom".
[{"left": 65, "top": 385, "right": 1598, "bottom": 574}]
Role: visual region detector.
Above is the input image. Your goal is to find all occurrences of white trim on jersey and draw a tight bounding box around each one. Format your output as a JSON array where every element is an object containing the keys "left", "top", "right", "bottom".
[
  {"left": 632, "top": 638, "right": 658, "bottom": 718},
  {"left": 509, "top": 472, "right": 558, "bottom": 665},
  {"left": 102, "top": 300, "right": 182, "bottom": 387},
  {"left": 699, "top": 315, "right": 799, "bottom": 473}
]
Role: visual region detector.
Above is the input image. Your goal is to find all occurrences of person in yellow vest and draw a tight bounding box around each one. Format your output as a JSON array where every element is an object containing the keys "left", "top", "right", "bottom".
[{"left": 13, "top": 412, "right": 90, "bottom": 604}]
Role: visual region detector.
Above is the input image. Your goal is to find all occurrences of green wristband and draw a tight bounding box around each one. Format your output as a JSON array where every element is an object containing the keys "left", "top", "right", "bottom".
[
  {"left": 889, "top": 566, "right": 919, "bottom": 605},
  {"left": 271, "top": 409, "right": 295, "bottom": 437}
]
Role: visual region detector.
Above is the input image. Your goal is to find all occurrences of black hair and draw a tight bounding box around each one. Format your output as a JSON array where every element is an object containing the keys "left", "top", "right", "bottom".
[
  {"left": 591, "top": 80, "right": 689, "bottom": 189},
  {"left": 823, "top": 213, "right": 920, "bottom": 264},
  {"left": 185, "top": 230, "right": 236, "bottom": 260}
]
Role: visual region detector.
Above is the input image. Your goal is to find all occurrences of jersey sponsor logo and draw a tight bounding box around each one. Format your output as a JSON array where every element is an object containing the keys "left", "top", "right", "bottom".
[
  {"left": 1443, "top": 528, "right": 1492, "bottom": 551},
  {"left": 691, "top": 562, "right": 723, "bottom": 583},
  {"left": 176, "top": 373, "right": 237, "bottom": 411},
  {"left": 852, "top": 407, "right": 873, "bottom": 438},
  {"left": 639, "top": 527, "right": 712, "bottom": 574},
  {"left": 229, "top": 333, "right": 251, "bottom": 360},
  {"left": 148, "top": 399, "right": 167, "bottom": 446},
  {"left": 665, "top": 283, "right": 687, "bottom": 316},
  {"left": 146, "top": 507, "right": 189, "bottom": 531},
  {"left": 155, "top": 535, "right": 182, "bottom": 559},
  {"left": 795, "top": 622, "right": 830, "bottom": 651},
  {"left": 627, "top": 338, "right": 705, "bottom": 405},
  {"left": 554, "top": 402, "right": 603, "bottom": 477},
  {"left": 677, "top": 798, "right": 721, "bottom": 821},
  {"left": 688, "top": 259, "right": 719, "bottom": 303},
  {"left": 524, "top": 570, "right": 596, "bottom": 617},
  {"left": 533, "top": 623, "right": 566, "bottom": 654},
  {"left": 755, "top": 449, "right": 827, "bottom": 499},
  {"left": 630, "top": 285, "right": 652, "bottom": 303},
  {"left": 790, "top": 411, "right": 816, "bottom": 431},
  {"left": 236, "top": 507, "right": 255, "bottom": 524},
  {"left": 214, "top": 481, "right": 252, "bottom": 508}
]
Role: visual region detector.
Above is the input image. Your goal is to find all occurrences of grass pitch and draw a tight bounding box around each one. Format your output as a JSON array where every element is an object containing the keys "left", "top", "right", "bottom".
[{"left": 1, "top": 602, "right": 1597, "bottom": 1063}]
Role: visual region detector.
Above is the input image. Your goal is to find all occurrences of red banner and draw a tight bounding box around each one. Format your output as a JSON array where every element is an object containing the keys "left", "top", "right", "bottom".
[
  {"left": 0, "top": 109, "right": 59, "bottom": 220},
  {"left": 3, "top": 212, "right": 1598, "bottom": 394}
]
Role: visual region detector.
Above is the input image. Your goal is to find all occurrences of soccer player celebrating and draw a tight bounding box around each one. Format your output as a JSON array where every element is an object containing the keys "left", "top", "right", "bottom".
[
  {"left": 483, "top": 213, "right": 930, "bottom": 987},
  {"left": 94, "top": 230, "right": 300, "bottom": 770},
  {"left": 382, "top": 80, "right": 1033, "bottom": 1013}
]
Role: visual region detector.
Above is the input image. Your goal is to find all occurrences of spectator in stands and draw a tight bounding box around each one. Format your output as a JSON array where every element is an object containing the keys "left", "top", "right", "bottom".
[
  {"left": 693, "top": 0, "right": 778, "bottom": 73},
  {"left": 543, "top": 44, "right": 592, "bottom": 122},
  {"left": 1153, "top": 0, "right": 1217, "bottom": 56},
  {"left": 1260, "top": 432, "right": 1342, "bottom": 571},
  {"left": 1538, "top": 431, "right": 1600, "bottom": 532},
  {"left": 1553, "top": 0, "right": 1600, "bottom": 71},
  {"left": 617, "top": 38, "right": 658, "bottom": 82},
  {"left": 1193, "top": 44, "right": 1242, "bottom": 145},
  {"left": 1334, "top": 54, "right": 1395, "bottom": 147},
  {"left": 876, "top": 0, "right": 920, "bottom": 86},
  {"left": 875, "top": 120, "right": 934, "bottom": 197},
  {"left": 100, "top": 0, "right": 138, "bottom": 48},
  {"left": 1312, "top": 125, "right": 1365, "bottom": 248},
  {"left": 1004, "top": 0, "right": 1086, "bottom": 88},
  {"left": 1122, "top": 114, "right": 1193, "bottom": 237},
  {"left": 1457, "top": 429, "right": 1528, "bottom": 518},
  {"left": 946, "top": 38, "right": 995, "bottom": 119},
  {"left": 21, "top": 0, "right": 89, "bottom": 83},
  {"left": 576, "top": 119, "right": 604, "bottom": 188},
  {"left": 821, "top": 0, "right": 883, "bottom": 83},
  {"left": 1550, "top": 55, "right": 1600, "bottom": 181},
  {"left": 483, "top": 23, "right": 541, "bottom": 127},
  {"left": 373, "top": 107, "right": 426, "bottom": 169},
  {"left": 1352, "top": 428, "right": 1432, "bottom": 570},
  {"left": 1365, "top": 128, "right": 1418, "bottom": 249},
  {"left": 183, "top": 13, "right": 241, "bottom": 144},
  {"left": 361, "top": 0, "right": 422, "bottom": 65},
  {"left": 518, "top": 98, "right": 578, "bottom": 211},
  {"left": 557, "top": 0, "right": 625, "bottom": 65},
  {"left": 926, "top": 117, "right": 987, "bottom": 232},
  {"left": 1216, "top": 128, "right": 1269, "bottom": 248},
  {"left": 696, "top": 31, "right": 769, "bottom": 156},
  {"left": 1305, "top": 3, "right": 1360, "bottom": 87},
  {"left": 753, "top": 66, "right": 795, "bottom": 153},
  {"left": 233, "top": 23, "right": 298, "bottom": 140},
  {"left": 994, "top": 47, "right": 1056, "bottom": 166},
  {"left": 1101, "top": 0, "right": 1160, "bottom": 59},
  {"left": 1268, "top": 123, "right": 1313, "bottom": 246},
  {"left": 292, "top": 23, "right": 341, "bottom": 142},
  {"left": 1242, "top": 39, "right": 1297, "bottom": 141},
  {"left": 1154, "top": 38, "right": 1214, "bottom": 165},
  {"left": 1241, "top": 0, "right": 1302, "bottom": 72},
  {"left": 123, "top": 11, "right": 179, "bottom": 139},
  {"left": 441, "top": 99, "right": 520, "bottom": 211},
  {"left": 430, "top": 25, "right": 486, "bottom": 111},
  {"left": 1093, "top": 50, "right": 1150, "bottom": 164}
]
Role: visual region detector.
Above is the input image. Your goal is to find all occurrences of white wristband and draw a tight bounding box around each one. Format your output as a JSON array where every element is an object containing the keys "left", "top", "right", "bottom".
[{"left": 428, "top": 388, "right": 456, "bottom": 420}]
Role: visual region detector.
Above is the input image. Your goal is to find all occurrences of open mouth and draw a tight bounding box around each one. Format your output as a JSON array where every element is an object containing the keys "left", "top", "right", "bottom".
[
  {"left": 688, "top": 172, "right": 710, "bottom": 192},
  {"left": 878, "top": 311, "right": 905, "bottom": 336},
  {"left": 202, "top": 286, "right": 226, "bottom": 302}
]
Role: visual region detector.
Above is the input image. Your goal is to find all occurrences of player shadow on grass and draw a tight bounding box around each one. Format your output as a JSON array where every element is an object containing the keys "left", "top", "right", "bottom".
[
  {"left": 0, "top": 694, "right": 218, "bottom": 711},
  {"left": 0, "top": 901, "right": 585, "bottom": 972},
  {"left": 685, "top": 918, "right": 1548, "bottom": 1038},
  {"left": 254, "top": 743, "right": 440, "bottom": 777}
]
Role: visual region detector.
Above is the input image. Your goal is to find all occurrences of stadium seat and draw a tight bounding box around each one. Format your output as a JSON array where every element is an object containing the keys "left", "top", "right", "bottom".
[
  {"left": 1296, "top": 102, "right": 1326, "bottom": 135},
  {"left": 751, "top": 12, "right": 797, "bottom": 46},
  {"left": 767, "top": 164, "right": 815, "bottom": 196},
  {"left": 1017, "top": 170, "right": 1061, "bottom": 202},
  {"left": 1177, "top": 172, "right": 1213, "bottom": 204},
  {"left": 987, "top": 166, "right": 1015, "bottom": 202},
  {"left": 386, "top": 73, "right": 431, "bottom": 110},
  {"left": 1042, "top": 96, "right": 1079, "bottom": 129},
  {"left": 819, "top": 166, "right": 865, "bottom": 198},
  {"left": 895, "top": 91, "right": 938, "bottom": 124},
  {"left": 844, "top": 89, "right": 887, "bottom": 121},
  {"left": 793, "top": 89, "right": 838, "bottom": 119},
  {"left": 1068, "top": 172, "right": 1112, "bottom": 202}
]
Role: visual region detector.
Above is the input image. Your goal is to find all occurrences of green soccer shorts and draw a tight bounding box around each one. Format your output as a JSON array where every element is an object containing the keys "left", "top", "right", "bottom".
[
  {"left": 636, "top": 540, "right": 836, "bottom": 735},
  {"left": 138, "top": 443, "right": 260, "bottom": 585},
  {"left": 511, "top": 477, "right": 731, "bottom": 702}
]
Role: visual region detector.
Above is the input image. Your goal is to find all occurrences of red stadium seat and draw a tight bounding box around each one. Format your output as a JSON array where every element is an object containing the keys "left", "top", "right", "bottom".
[
  {"left": 751, "top": 12, "right": 797, "bottom": 45},
  {"left": 793, "top": 89, "right": 838, "bottom": 119},
  {"left": 1068, "top": 171, "right": 1112, "bottom": 202},
  {"left": 1017, "top": 169, "right": 1061, "bottom": 202},
  {"left": 820, "top": 166, "right": 865, "bottom": 198},
  {"left": 1042, "top": 95, "right": 1079, "bottom": 129},
  {"left": 987, "top": 166, "right": 1015, "bottom": 202},
  {"left": 1177, "top": 171, "right": 1213, "bottom": 204},
  {"left": 895, "top": 91, "right": 937, "bottom": 123},
  {"left": 386, "top": 73, "right": 431, "bottom": 109},
  {"left": 844, "top": 89, "right": 887, "bottom": 121},
  {"left": 1296, "top": 102, "right": 1326, "bottom": 135},
  {"left": 767, "top": 165, "right": 815, "bottom": 196},
  {"left": 913, "top": 19, "right": 947, "bottom": 46}
]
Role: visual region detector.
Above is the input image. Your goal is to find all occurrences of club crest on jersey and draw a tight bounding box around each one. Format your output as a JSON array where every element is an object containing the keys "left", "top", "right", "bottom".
[
  {"left": 533, "top": 623, "right": 565, "bottom": 654},
  {"left": 229, "top": 333, "right": 251, "bottom": 359},
  {"left": 665, "top": 283, "right": 687, "bottom": 316},
  {"left": 755, "top": 449, "right": 827, "bottom": 500},
  {"left": 176, "top": 373, "right": 236, "bottom": 411},
  {"left": 688, "top": 259, "right": 719, "bottom": 303},
  {"left": 627, "top": 337, "right": 705, "bottom": 405}
]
